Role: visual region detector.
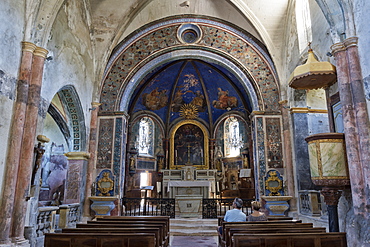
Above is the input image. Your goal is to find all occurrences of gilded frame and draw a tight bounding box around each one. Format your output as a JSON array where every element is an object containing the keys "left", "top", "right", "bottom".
[{"left": 170, "top": 120, "right": 209, "bottom": 169}]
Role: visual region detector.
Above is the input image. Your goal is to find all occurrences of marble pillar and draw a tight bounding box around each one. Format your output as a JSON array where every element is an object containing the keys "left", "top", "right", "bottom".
[
  {"left": 279, "top": 100, "right": 296, "bottom": 210},
  {"left": 12, "top": 46, "right": 48, "bottom": 244},
  {"left": 0, "top": 42, "right": 36, "bottom": 245},
  {"left": 83, "top": 102, "right": 101, "bottom": 218},
  {"left": 64, "top": 152, "right": 90, "bottom": 204},
  {"left": 331, "top": 39, "right": 367, "bottom": 215},
  {"left": 344, "top": 38, "right": 370, "bottom": 210}
]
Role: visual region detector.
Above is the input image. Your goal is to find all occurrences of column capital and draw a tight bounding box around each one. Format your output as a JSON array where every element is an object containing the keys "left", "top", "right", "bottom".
[
  {"left": 343, "top": 36, "right": 358, "bottom": 48},
  {"left": 64, "top": 151, "right": 90, "bottom": 160},
  {"left": 91, "top": 102, "right": 102, "bottom": 108},
  {"left": 321, "top": 187, "right": 342, "bottom": 206},
  {"left": 33, "top": 47, "right": 48, "bottom": 58},
  {"left": 21, "top": 41, "right": 37, "bottom": 53},
  {"left": 330, "top": 42, "right": 346, "bottom": 55}
]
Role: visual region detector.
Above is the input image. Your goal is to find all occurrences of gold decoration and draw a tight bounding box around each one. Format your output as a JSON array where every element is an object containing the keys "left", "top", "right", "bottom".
[
  {"left": 169, "top": 120, "right": 209, "bottom": 170},
  {"left": 179, "top": 103, "right": 198, "bottom": 119},
  {"left": 288, "top": 47, "right": 336, "bottom": 90},
  {"left": 97, "top": 172, "right": 114, "bottom": 196},
  {"left": 265, "top": 170, "right": 283, "bottom": 196}
]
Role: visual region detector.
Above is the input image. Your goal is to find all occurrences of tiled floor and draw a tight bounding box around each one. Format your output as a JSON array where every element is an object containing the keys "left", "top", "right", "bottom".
[{"left": 170, "top": 235, "right": 218, "bottom": 247}]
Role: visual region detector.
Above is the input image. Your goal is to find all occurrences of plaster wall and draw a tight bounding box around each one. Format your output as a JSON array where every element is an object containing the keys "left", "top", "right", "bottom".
[
  {"left": 42, "top": 2, "right": 95, "bottom": 143},
  {"left": 0, "top": 0, "right": 25, "bottom": 199},
  {"left": 354, "top": 0, "right": 370, "bottom": 114},
  {"left": 42, "top": 113, "right": 69, "bottom": 149},
  {"left": 115, "top": 0, "right": 261, "bottom": 45}
]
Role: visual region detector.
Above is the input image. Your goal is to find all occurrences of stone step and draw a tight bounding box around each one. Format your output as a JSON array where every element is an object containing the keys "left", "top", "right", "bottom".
[{"left": 169, "top": 218, "right": 218, "bottom": 236}]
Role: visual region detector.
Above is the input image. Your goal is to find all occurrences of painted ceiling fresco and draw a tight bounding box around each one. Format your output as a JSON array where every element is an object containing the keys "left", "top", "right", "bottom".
[{"left": 129, "top": 59, "right": 252, "bottom": 125}]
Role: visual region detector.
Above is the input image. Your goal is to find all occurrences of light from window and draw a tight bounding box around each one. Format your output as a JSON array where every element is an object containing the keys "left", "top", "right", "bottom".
[
  {"left": 296, "top": 0, "right": 312, "bottom": 53},
  {"left": 224, "top": 116, "right": 243, "bottom": 157},
  {"left": 138, "top": 117, "right": 154, "bottom": 156}
]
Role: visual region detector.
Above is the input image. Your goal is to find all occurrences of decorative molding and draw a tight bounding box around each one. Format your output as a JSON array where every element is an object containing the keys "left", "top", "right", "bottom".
[
  {"left": 64, "top": 152, "right": 90, "bottom": 160},
  {"left": 290, "top": 107, "right": 328, "bottom": 114}
]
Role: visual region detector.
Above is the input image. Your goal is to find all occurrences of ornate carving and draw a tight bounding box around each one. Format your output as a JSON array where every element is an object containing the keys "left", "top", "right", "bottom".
[
  {"left": 321, "top": 187, "right": 342, "bottom": 206},
  {"left": 179, "top": 103, "right": 198, "bottom": 119},
  {"left": 97, "top": 172, "right": 114, "bottom": 196},
  {"left": 265, "top": 170, "right": 283, "bottom": 196}
]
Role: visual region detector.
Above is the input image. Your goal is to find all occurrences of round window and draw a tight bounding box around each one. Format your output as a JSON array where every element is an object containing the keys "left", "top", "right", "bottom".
[{"left": 177, "top": 24, "right": 202, "bottom": 44}]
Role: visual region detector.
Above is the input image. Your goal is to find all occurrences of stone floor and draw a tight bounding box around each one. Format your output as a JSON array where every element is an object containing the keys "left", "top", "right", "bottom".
[
  {"left": 169, "top": 217, "right": 219, "bottom": 246},
  {"left": 170, "top": 235, "right": 218, "bottom": 247}
]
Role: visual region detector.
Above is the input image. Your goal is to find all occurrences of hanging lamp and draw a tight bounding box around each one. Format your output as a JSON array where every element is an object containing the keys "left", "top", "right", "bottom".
[{"left": 288, "top": 44, "right": 337, "bottom": 90}]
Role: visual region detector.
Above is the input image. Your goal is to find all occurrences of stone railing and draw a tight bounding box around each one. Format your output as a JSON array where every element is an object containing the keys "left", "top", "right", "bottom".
[
  {"left": 299, "top": 190, "right": 327, "bottom": 217},
  {"left": 25, "top": 206, "right": 59, "bottom": 247},
  {"left": 58, "top": 203, "right": 81, "bottom": 229}
]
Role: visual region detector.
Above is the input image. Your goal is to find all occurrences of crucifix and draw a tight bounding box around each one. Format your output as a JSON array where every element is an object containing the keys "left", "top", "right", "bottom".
[{"left": 187, "top": 144, "right": 192, "bottom": 164}]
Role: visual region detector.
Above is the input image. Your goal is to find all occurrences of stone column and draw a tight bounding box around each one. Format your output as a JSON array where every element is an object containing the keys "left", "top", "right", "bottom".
[
  {"left": 0, "top": 42, "right": 36, "bottom": 245},
  {"left": 331, "top": 40, "right": 366, "bottom": 215},
  {"left": 83, "top": 102, "right": 101, "bottom": 218},
  {"left": 279, "top": 100, "right": 296, "bottom": 210},
  {"left": 344, "top": 37, "right": 370, "bottom": 209},
  {"left": 12, "top": 46, "right": 48, "bottom": 244},
  {"left": 64, "top": 152, "right": 90, "bottom": 204},
  {"left": 321, "top": 187, "right": 342, "bottom": 232}
]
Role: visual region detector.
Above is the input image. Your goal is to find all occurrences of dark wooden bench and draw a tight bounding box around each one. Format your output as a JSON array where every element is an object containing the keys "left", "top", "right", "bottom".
[
  {"left": 220, "top": 222, "right": 314, "bottom": 247},
  {"left": 225, "top": 227, "right": 326, "bottom": 247},
  {"left": 96, "top": 215, "right": 170, "bottom": 243},
  {"left": 62, "top": 227, "right": 162, "bottom": 247},
  {"left": 217, "top": 218, "right": 304, "bottom": 244},
  {"left": 77, "top": 223, "right": 167, "bottom": 247},
  {"left": 83, "top": 219, "right": 169, "bottom": 246},
  {"left": 44, "top": 232, "right": 156, "bottom": 247},
  {"left": 231, "top": 232, "right": 347, "bottom": 247}
]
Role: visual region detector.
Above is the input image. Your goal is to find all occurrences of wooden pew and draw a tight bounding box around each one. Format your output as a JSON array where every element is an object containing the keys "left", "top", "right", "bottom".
[
  {"left": 226, "top": 227, "right": 326, "bottom": 247},
  {"left": 217, "top": 218, "right": 304, "bottom": 245},
  {"left": 62, "top": 227, "right": 162, "bottom": 247},
  {"left": 83, "top": 220, "right": 168, "bottom": 247},
  {"left": 77, "top": 223, "right": 166, "bottom": 247},
  {"left": 44, "top": 232, "right": 156, "bottom": 247},
  {"left": 220, "top": 222, "right": 314, "bottom": 247},
  {"left": 96, "top": 215, "right": 170, "bottom": 243},
  {"left": 231, "top": 232, "right": 347, "bottom": 247}
]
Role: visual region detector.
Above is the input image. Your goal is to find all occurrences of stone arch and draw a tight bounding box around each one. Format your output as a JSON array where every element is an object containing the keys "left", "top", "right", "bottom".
[
  {"left": 100, "top": 16, "right": 280, "bottom": 113},
  {"left": 55, "top": 85, "right": 87, "bottom": 152}
]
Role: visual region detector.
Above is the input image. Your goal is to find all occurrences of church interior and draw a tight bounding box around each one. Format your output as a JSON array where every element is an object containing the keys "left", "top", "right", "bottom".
[{"left": 0, "top": 0, "right": 369, "bottom": 246}]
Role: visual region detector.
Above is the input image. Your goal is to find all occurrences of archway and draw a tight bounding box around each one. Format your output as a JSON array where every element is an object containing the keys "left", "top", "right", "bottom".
[{"left": 97, "top": 15, "right": 282, "bottom": 203}]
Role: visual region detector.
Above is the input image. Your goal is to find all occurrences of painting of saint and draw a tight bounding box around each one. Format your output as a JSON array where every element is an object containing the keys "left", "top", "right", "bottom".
[
  {"left": 174, "top": 124, "right": 204, "bottom": 166},
  {"left": 142, "top": 88, "right": 168, "bottom": 110},
  {"left": 212, "top": 87, "right": 238, "bottom": 110}
]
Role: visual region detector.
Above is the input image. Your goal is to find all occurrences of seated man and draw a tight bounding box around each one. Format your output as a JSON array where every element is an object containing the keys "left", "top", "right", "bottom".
[{"left": 218, "top": 197, "right": 246, "bottom": 236}]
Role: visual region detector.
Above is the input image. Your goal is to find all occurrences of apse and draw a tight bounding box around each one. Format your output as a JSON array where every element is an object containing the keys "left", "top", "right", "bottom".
[{"left": 128, "top": 59, "right": 253, "bottom": 125}]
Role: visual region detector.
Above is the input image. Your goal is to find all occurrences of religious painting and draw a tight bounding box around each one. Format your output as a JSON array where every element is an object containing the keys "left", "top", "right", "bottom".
[
  {"left": 142, "top": 88, "right": 168, "bottom": 110},
  {"left": 212, "top": 87, "right": 238, "bottom": 110},
  {"left": 174, "top": 124, "right": 204, "bottom": 166},
  {"left": 170, "top": 120, "right": 209, "bottom": 169}
]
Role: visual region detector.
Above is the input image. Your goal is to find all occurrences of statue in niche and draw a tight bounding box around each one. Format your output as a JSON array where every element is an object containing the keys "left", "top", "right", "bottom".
[{"left": 129, "top": 155, "right": 136, "bottom": 171}]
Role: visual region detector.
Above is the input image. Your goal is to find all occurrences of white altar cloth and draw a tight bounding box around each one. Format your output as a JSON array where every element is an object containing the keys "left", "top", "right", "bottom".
[{"left": 167, "top": 181, "right": 211, "bottom": 192}]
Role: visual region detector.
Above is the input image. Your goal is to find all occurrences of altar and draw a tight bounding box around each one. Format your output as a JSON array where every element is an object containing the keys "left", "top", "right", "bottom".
[
  {"left": 167, "top": 180, "right": 211, "bottom": 198},
  {"left": 161, "top": 166, "right": 216, "bottom": 217}
]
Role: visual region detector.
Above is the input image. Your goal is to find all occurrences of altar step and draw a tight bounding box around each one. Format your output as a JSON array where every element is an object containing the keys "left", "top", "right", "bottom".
[{"left": 170, "top": 218, "right": 218, "bottom": 236}]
